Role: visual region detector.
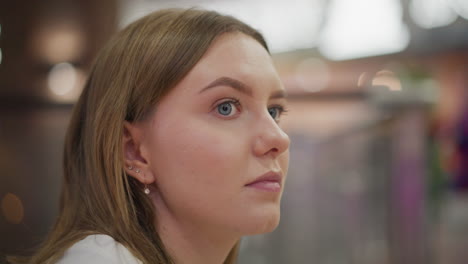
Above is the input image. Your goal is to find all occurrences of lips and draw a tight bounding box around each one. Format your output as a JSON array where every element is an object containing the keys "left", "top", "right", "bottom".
[{"left": 245, "top": 171, "right": 282, "bottom": 192}]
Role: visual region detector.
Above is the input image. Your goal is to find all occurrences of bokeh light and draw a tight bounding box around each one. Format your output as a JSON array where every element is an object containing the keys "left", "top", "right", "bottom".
[
  {"left": 450, "top": 0, "right": 468, "bottom": 19},
  {"left": 1, "top": 193, "right": 24, "bottom": 225},
  {"left": 120, "top": 0, "right": 324, "bottom": 53},
  {"left": 319, "top": 0, "right": 410, "bottom": 60},
  {"left": 372, "top": 70, "right": 402, "bottom": 91},
  {"left": 47, "top": 62, "right": 85, "bottom": 102},
  {"left": 410, "top": 0, "right": 457, "bottom": 29},
  {"left": 31, "top": 21, "right": 85, "bottom": 64},
  {"left": 357, "top": 72, "right": 369, "bottom": 87},
  {"left": 294, "top": 58, "right": 329, "bottom": 93}
]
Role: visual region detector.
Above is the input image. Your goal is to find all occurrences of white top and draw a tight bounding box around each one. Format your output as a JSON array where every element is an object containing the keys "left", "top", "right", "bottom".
[{"left": 56, "top": 234, "right": 142, "bottom": 264}]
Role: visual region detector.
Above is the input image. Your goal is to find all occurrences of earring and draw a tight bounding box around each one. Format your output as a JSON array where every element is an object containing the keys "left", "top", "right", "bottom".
[
  {"left": 141, "top": 172, "right": 150, "bottom": 195},
  {"left": 144, "top": 184, "right": 150, "bottom": 195},
  {"left": 128, "top": 166, "right": 133, "bottom": 170},
  {"left": 135, "top": 169, "right": 149, "bottom": 194}
]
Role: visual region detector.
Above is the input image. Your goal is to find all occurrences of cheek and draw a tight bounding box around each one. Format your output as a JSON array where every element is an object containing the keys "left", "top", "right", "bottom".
[
  {"left": 174, "top": 125, "right": 244, "bottom": 177},
  {"left": 149, "top": 118, "right": 255, "bottom": 229},
  {"left": 150, "top": 118, "right": 249, "bottom": 202}
]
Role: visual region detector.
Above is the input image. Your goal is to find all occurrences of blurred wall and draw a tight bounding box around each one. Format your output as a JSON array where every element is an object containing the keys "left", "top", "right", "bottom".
[{"left": 0, "top": 0, "right": 117, "bottom": 256}]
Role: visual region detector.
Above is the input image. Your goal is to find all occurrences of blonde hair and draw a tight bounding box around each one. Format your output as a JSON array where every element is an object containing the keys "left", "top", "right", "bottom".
[{"left": 9, "top": 8, "right": 269, "bottom": 264}]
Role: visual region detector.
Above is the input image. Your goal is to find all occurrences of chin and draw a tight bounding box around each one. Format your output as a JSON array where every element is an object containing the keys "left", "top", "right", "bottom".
[{"left": 240, "top": 207, "right": 281, "bottom": 235}]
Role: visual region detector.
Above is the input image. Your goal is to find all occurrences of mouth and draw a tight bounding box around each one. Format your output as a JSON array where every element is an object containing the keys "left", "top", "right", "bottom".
[{"left": 245, "top": 171, "right": 282, "bottom": 192}]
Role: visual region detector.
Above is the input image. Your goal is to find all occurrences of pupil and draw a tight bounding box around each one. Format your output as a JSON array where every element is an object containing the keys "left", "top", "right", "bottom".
[
  {"left": 219, "top": 103, "right": 232, "bottom": 115},
  {"left": 269, "top": 108, "right": 276, "bottom": 118}
]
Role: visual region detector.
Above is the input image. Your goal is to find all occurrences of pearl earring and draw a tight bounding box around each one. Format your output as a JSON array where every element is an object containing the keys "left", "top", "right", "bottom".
[
  {"left": 140, "top": 171, "right": 150, "bottom": 195},
  {"left": 144, "top": 184, "right": 150, "bottom": 195},
  {"left": 134, "top": 169, "right": 149, "bottom": 194}
]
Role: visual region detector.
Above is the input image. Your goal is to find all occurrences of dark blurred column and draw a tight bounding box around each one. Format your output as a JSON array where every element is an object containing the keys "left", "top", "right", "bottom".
[{"left": 0, "top": 0, "right": 117, "bottom": 256}]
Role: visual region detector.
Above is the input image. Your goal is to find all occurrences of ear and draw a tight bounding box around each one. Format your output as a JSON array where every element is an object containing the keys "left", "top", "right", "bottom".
[{"left": 122, "top": 121, "right": 155, "bottom": 185}]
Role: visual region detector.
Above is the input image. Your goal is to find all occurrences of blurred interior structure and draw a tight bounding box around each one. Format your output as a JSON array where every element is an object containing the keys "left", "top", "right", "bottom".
[{"left": 1, "top": 0, "right": 468, "bottom": 263}]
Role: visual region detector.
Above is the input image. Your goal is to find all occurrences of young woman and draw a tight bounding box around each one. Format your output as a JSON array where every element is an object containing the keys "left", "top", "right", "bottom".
[{"left": 14, "top": 8, "right": 290, "bottom": 264}]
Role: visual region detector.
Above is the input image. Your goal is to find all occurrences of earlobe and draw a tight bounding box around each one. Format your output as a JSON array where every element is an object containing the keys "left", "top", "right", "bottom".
[{"left": 127, "top": 165, "right": 152, "bottom": 195}]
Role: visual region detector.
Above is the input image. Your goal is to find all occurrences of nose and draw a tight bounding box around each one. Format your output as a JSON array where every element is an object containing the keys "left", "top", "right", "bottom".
[{"left": 252, "top": 116, "right": 290, "bottom": 158}]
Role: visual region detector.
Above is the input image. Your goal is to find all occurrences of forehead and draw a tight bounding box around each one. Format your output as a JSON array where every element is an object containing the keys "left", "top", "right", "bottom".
[{"left": 176, "top": 32, "right": 283, "bottom": 94}]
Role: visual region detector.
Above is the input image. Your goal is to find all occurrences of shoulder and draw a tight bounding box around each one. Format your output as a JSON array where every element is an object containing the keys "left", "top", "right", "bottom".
[{"left": 56, "top": 234, "right": 141, "bottom": 264}]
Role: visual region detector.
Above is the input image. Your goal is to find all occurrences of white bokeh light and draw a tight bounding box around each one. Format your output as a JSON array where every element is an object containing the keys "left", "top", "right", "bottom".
[
  {"left": 450, "top": 0, "right": 468, "bottom": 19},
  {"left": 47, "top": 62, "right": 86, "bottom": 103},
  {"left": 410, "top": 0, "right": 457, "bottom": 29},
  {"left": 318, "top": 0, "right": 410, "bottom": 60},
  {"left": 119, "top": 0, "right": 325, "bottom": 53},
  {"left": 198, "top": 0, "right": 323, "bottom": 53},
  {"left": 48, "top": 62, "right": 77, "bottom": 96},
  {"left": 372, "top": 70, "right": 402, "bottom": 91}
]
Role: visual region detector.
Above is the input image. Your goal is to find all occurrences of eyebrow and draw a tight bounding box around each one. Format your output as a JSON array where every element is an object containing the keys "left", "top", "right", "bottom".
[{"left": 199, "top": 76, "right": 286, "bottom": 99}]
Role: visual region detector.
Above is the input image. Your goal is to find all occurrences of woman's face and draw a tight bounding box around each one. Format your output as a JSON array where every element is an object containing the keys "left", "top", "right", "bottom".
[{"left": 141, "top": 32, "right": 290, "bottom": 236}]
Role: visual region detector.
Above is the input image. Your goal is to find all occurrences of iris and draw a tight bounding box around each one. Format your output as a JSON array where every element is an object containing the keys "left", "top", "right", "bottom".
[{"left": 217, "top": 102, "right": 233, "bottom": 116}]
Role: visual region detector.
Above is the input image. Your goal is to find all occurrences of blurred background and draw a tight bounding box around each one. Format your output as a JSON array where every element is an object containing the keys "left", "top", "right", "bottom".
[{"left": 1, "top": 0, "right": 468, "bottom": 263}]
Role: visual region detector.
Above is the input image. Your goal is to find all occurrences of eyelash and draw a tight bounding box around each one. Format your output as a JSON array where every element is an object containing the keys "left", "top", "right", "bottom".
[
  {"left": 269, "top": 104, "right": 289, "bottom": 121},
  {"left": 213, "top": 98, "right": 288, "bottom": 122}
]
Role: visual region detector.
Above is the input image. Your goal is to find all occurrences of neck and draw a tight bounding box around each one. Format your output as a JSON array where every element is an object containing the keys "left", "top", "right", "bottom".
[{"left": 151, "top": 194, "right": 239, "bottom": 264}]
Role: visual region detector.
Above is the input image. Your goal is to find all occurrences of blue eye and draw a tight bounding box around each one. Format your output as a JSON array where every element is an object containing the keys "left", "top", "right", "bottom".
[
  {"left": 214, "top": 99, "right": 241, "bottom": 118},
  {"left": 217, "top": 102, "right": 233, "bottom": 116},
  {"left": 268, "top": 105, "right": 286, "bottom": 121},
  {"left": 268, "top": 108, "right": 279, "bottom": 119}
]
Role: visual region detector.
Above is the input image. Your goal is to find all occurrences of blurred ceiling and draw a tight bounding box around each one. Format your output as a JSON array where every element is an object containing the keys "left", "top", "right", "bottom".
[
  {"left": 1, "top": 0, "right": 468, "bottom": 102},
  {"left": 119, "top": 0, "right": 468, "bottom": 59}
]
